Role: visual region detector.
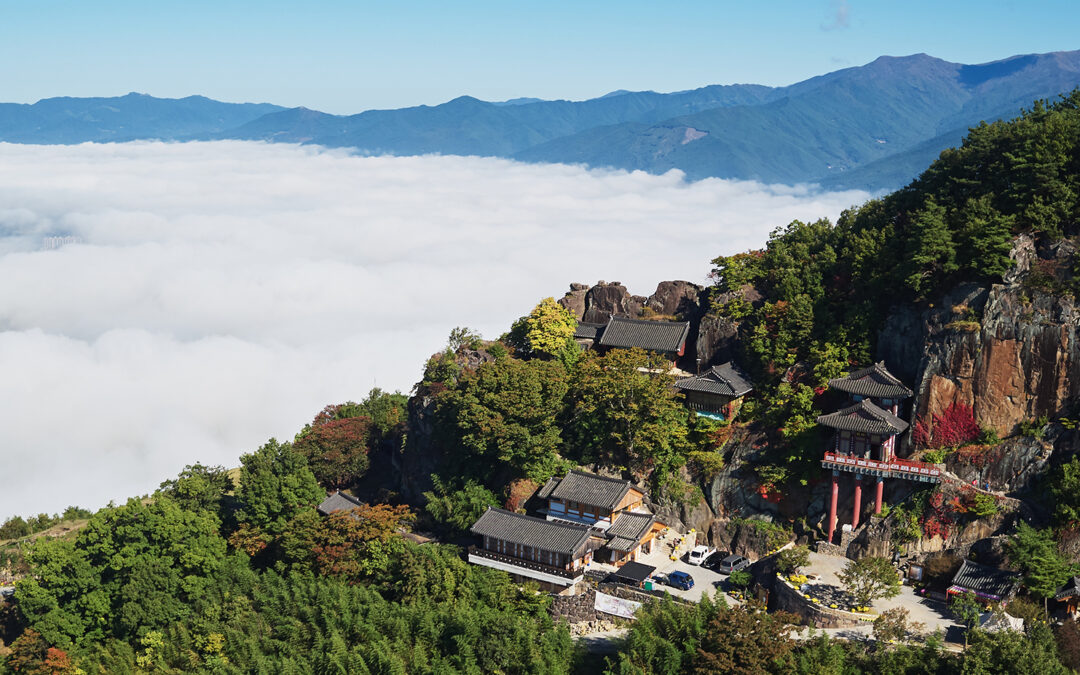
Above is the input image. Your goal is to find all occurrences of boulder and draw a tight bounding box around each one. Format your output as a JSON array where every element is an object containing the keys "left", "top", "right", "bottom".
[
  {"left": 646, "top": 280, "right": 702, "bottom": 317},
  {"left": 582, "top": 281, "right": 642, "bottom": 323},
  {"left": 559, "top": 283, "right": 590, "bottom": 320}
]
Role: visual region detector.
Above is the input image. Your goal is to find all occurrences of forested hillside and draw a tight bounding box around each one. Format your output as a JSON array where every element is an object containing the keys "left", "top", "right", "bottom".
[{"left": 3, "top": 94, "right": 1080, "bottom": 673}]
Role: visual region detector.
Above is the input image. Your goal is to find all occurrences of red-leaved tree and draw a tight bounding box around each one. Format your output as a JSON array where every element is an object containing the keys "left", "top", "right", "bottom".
[
  {"left": 913, "top": 402, "right": 979, "bottom": 449},
  {"left": 294, "top": 415, "right": 372, "bottom": 489}
]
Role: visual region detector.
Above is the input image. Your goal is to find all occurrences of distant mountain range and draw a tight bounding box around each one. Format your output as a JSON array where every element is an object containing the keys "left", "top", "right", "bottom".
[{"left": 3, "top": 50, "right": 1079, "bottom": 191}]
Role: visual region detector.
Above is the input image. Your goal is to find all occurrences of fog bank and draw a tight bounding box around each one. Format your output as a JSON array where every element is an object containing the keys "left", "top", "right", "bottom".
[{"left": 0, "top": 141, "right": 868, "bottom": 516}]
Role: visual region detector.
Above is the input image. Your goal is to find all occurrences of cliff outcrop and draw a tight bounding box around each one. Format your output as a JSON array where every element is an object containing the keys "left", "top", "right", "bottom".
[{"left": 881, "top": 236, "right": 1080, "bottom": 440}]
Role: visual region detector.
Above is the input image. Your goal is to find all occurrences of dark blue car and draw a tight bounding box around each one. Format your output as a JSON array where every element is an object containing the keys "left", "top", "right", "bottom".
[{"left": 667, "top": 570, "right": 694, "bottom": 591}]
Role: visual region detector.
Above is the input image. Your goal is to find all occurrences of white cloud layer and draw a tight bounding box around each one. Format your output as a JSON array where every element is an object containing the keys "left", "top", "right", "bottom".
[{"left": 0, "top": 141, "right": 869, "bottom": 517}]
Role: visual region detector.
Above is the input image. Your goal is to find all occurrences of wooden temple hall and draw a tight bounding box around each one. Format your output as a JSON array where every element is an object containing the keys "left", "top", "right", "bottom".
[{"left": 818, "top": 362, "right": 942, "bottom": 544}]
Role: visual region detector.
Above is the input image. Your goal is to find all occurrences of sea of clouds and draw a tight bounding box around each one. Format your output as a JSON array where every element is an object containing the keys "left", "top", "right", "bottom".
[{"left": 0, "top": 141, "right": 869, "bottom": 517}]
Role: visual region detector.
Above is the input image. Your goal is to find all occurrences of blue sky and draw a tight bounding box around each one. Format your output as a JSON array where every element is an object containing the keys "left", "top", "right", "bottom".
[{"left": 3, "top": 0, "right": 1077, "bottom": 114}]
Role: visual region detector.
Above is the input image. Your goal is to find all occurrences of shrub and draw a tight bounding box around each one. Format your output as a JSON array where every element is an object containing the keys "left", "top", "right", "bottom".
[
  {"left": 970, "top": 493, "right": 998, "bottom": 518},
  {"left": 914, "top": 402, "right": 980, "bottom": 449},
  {"left": 774, "top": 545, "right": 810, "bottom": 575},
  {"left": 1018, "top": 415, "right": 1049, "bottom": 438},
  {"left": 688, "top": 450, "right": 725, "bottom": 479},
  {"left": 728, "top": 569, "right": 752, "bottom": 588}
]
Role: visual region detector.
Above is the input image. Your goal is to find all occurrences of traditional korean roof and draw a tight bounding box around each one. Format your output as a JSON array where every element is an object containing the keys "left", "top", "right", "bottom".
[
  {"left": 828, "top": 361, "right": 913, "bottom": 400},
  {"left": 950, "top": 560, "right": 1020, "bottom": 600},
  {"left": 317, "top": 490, "right": 364, "bottom": 516},
  {"left": 597, "top": 316, "right": 690, "bottom": 354},
  {"left": 548, "top": 470, "right": 636, "bottom": 511},
  {"left": 675, "top": 362, "right": 753, "bottom": 397},
  {"left": 574, "top": 322, "right": 606, "bottom": 340},
  {"left": 1056, "top": 576, "right": 1080, "bottom": 600},
  {"left": 605, "top": 512, "right": 655, "bottom": 551},
  {"left": 816, "top": 399, "right": 909, "bottom": 436},
  {"left": 537, "top": 477, "right": 560, "bottom": 500},
  {"left": 471, "top": 508, "right": 593, "bottom": 556}
]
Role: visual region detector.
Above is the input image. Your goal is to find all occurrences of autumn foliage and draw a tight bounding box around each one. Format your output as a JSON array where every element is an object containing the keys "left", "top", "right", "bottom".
[
  {"left": 913, "top": 401, "right": 979, "bottom": 449},
  {"left": 294, "top": 409, "right": 372, "bottom": 489},
  {"left": 283, "top": 504, "right": 415, "bottom": 579},
  {"left": 4, "top": 630, "right": 76, "bottom": 675}
]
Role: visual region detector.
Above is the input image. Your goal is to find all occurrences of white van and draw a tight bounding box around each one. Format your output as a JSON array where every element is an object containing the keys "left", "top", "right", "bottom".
[{"left": 687, "top": 545, "right": 715, "bottom": 566}]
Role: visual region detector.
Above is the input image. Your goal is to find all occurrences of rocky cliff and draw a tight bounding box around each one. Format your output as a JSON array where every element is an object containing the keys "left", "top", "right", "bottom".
[{"left": 881, "top": 235, "right": 1080, "bottom": 439}]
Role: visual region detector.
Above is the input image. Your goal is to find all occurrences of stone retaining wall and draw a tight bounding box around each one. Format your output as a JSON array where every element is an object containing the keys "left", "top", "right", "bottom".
[
  {"left": 771, "top": 578, "right": 865, "bottom": 629},
  {"left": 550, "top": 588, "right": 603, "bottom": 624},
  {"left": 814, "top": 541, "right": 846, "bottom": 557}
]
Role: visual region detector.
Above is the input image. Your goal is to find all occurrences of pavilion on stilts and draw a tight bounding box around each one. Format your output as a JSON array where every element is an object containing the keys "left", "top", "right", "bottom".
[{"left": 817, "top": 362, "right": 941, "bottom": 544}]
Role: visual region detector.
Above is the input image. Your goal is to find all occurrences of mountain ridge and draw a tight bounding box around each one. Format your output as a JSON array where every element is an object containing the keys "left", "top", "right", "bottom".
[{"left": 3, "top": 50, "right": 1080, "bottom": 191}]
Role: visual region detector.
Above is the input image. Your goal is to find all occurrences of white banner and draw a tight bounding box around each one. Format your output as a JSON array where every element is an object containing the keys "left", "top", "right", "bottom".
[{"left": 594, "top": 591, "right": 643, "bottom": 619}]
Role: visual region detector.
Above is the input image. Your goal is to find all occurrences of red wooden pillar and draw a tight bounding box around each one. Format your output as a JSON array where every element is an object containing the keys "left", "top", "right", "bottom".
[
  {"left": 875, "top": 477, "right": 884, "bottom": 514},
  {"left": 852, "top": 475, "right": 863, "bottom": 529},
  {"left": 827, "top": 472, "right": 839, "bottom": 543}
]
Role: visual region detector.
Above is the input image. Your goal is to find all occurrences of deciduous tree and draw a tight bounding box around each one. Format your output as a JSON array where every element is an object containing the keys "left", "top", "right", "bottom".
[
  {"left": 692, "top": 601, "right": 796, "bottom": 675},
  {"left": 837, "top": 556, "right": 901, "bottom": 609},
  {"left": 567, "top": 348, "right": 691, "bottom": 482},
  {"left": 234, "top": 439, "right": 324, "bottom": 541}
]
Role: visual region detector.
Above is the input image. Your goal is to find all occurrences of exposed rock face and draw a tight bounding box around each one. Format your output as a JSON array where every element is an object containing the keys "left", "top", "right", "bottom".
[
  {"left": 583, "top": 281, "right": 643, "bottom": 323},
  {"left": 395, "top": 393, "right": 441, "bottom": 501},
  {"left": 559, "top": 283, "right": 590, "bottom": 320},
  {"left": 895, "top": 237, "right": 1080, "bottom": 438},
  {"left": 646, "top": 280, "right": 702, "bottom": 317},
  {"left": 944, "top": 435, "right": 1053, "bottom": 494},
  {"left": 695, "top": 313, "right": 740, "bottom": 369},
  {"left": 559, "top": 279, "right": 706, "bottom": 323}
]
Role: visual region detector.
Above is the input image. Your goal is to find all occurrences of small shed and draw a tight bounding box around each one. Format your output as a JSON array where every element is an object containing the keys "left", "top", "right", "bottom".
[
  {"left": 611, "top": 561, "right": 656, "bottom": 588},
  {"left": 947, "top": 560, "right": 1020, "bottom": 603}
]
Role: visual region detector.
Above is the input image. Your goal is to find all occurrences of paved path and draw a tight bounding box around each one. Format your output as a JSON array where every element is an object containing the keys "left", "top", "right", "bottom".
[
  {"left": 575, "top": 628, "right": 629, "bottom": 654},
  {"left": 801, "top": 551, "right": 960, "bottom": 635}
]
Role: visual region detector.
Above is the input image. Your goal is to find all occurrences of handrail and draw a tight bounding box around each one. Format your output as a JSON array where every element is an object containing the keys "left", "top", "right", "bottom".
[
  {"left": 467, "top": 546, "right": 582, "bottom": 580},
  {"left": 822, "top": 452, "right": 941, "bottom": 477}
]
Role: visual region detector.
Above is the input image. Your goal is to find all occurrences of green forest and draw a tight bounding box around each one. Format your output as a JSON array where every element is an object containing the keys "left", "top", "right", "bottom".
[{"left": 3, "top": 93, "right": 1080, "bottom": 673}]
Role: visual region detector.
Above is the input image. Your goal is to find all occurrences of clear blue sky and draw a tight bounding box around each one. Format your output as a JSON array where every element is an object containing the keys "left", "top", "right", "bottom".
[{"left": 3, "top": 0, "right": 1077, "bottom": 114}]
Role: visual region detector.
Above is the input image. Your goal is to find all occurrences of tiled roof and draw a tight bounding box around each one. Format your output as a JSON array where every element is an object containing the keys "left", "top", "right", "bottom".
[
  {"left": 470, "top": 507, "right": 592, "bottom": 556},
  {"left": 829, "top": 361, "right": 913, "bottom": 399},
  {"left": 1057, "top": 576, "right": 1080, "bottom": 600},
  {"left": 950, "top": 560, "right": 1020, "bottom": 599},
  {"left": 605, "top": 512, "right": 655, "bottom": 551},
  {"left": 549, "top": 470, "right": 634, "bottom": 511},
  {"left": 675, "top": 362, "right": 753, "bottom": 397},
  {"left": 574, "top": 322, "right": 606, "bottom": 340},
  {"left": 816, "top": 399, "right": 909, "bottom": 435},
  {"left": 317, "top": 490, "right": 364, "bottom": 516},
  {"left": 537, "top": 477, "right": 560, "bottom": 500},
  {"left": 598, "top": 316, "right": 689, "bottom": 354}
]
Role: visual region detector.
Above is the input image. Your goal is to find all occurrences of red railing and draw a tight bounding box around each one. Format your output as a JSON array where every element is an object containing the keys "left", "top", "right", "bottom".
[{"left": 822, "top": 452, "right": 941, "bottom": 479}]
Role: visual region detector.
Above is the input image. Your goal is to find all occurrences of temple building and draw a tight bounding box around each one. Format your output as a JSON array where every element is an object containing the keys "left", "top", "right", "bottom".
[
  {"left": 573, "top": 315, "right": 690, "bottom": 362},
  {"left": 674, "top": 361, "right": 753, "bottom": 421},
  {"left": 948, "top": 560, "right": 1020, "bottom": 603},
  {"left": 468, "top": 470, "right": 667, "bottom": 592},
  {"left": 818, "top": 362, "right": 941, "bottom": 544},
  {"left": 469, "top": 508, "right": 602, "bottom": 593}
]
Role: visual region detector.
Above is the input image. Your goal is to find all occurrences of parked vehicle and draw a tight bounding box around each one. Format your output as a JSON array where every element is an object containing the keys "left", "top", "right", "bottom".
[
  {"left": 687, "top": 545, "right": 716, "bottom": 566},
  {"left": 715, "top": 554, "right": 751, "bottom": 574},
  {"left": 666, "top": 570, "right": 695, "bottom": 590},
  {"left": 703, "top": 551, "right": 732, "bottom": 571}
]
